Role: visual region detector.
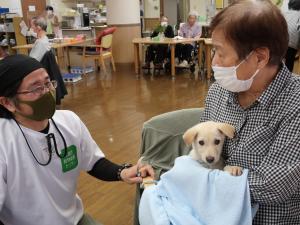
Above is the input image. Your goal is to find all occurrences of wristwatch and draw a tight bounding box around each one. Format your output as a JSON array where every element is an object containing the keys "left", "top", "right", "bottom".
[{"left": 117, "top": 163, "right": 133, "bottom": 181}]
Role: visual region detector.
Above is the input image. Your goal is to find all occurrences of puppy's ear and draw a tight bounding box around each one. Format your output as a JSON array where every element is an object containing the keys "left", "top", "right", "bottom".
[
  {"left": 183, "top": 126, "right": 198, "bottom": 145},
  {"left": 217, "top": 123, "right": 235, "bottom": 139}
]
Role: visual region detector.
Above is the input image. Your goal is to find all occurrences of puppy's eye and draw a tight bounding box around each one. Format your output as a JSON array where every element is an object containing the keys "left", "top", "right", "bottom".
[
  {"left": 214, "top": 139, "right": 220, "bottom": 145},
  {"left": 199, "top": 140, "right": 205, "bottom": 146}
]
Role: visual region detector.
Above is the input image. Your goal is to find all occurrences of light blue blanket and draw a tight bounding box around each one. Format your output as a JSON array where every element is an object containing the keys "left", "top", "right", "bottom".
[{"left": 139, "top": 156, "right": 257, "bottom": 225}]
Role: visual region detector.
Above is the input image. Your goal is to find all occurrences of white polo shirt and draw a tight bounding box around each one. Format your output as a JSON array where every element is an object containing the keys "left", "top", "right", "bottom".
[
  {"left": 29, "top": 35, "right": 51, "bottom": 62},
  {"left": 0, "top": 110, "right": 104, "bottom": 225}
]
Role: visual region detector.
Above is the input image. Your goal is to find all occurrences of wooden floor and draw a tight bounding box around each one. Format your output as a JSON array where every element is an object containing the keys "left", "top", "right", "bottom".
[{"left": 60, "top": 65, "right": 210, "bottom": 225}]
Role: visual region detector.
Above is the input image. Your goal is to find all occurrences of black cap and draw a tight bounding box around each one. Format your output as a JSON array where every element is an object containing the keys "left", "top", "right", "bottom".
[{"left": 0, "top": 54, "right": 43, "bottom": 96}]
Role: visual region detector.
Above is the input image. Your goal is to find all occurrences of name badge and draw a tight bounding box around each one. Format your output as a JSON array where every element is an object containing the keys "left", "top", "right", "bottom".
[{"left": 61, "top": 145, "right": 78, "bottom": 173}]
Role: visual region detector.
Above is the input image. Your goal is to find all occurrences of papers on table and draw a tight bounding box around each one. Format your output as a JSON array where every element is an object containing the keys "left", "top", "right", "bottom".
[{"left": 173, "top": 36, "right": 184, "bottom": 40}]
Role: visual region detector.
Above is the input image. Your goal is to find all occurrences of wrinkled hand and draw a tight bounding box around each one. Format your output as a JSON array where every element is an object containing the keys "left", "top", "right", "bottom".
[{"left": 120, "top": 161, "right": 154, "bottom": 184}]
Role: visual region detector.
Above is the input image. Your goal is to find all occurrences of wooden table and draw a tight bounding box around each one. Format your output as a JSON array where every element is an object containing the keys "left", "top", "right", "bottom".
[
  {"left": 132, "top": 37, "right": 205, "bottom": 79},
  {"left": 204, "top": 38, "right": 213, "bottom": 79},
  {"left": 12, "top": 38, "right": 93, "bottom": 70}
]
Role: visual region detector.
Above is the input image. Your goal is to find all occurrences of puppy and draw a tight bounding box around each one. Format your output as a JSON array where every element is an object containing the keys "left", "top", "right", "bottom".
[{"left": 183, "top": 121, "right": 242, "bottom": 176}]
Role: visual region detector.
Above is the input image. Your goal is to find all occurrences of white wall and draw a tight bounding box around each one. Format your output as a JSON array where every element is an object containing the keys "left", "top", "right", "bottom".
[
  {"left": 0, "top": 0, "right": 22, "bottom": 16},
  {"left": 107, "top": 0, "right": 140, "bottom": 25},
  {"left": 144, "top": 0, "right": 160, "bottom": 18}
]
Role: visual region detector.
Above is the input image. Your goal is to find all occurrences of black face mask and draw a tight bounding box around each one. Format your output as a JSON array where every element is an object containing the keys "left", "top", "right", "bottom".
[{"left": 15, "top": 91, "right": 56, "bottom": 121}]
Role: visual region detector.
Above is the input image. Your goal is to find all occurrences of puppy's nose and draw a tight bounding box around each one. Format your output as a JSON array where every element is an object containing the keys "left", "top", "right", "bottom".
[{"left": 206, "top": 156, "right": 215, "bottom": 164}]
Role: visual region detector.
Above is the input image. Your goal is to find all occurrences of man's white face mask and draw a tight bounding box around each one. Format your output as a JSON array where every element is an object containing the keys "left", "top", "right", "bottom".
[
  {"left": 212, "top": 52, "right": 260, "bottom": 92},
  {"left": 161, "top": 22, "right": 168, "bottom": 27}
]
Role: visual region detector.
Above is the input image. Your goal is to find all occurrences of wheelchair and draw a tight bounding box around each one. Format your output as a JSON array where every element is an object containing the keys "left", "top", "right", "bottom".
[
  {"left": 142, "top": 41, "right": 207, "bottom": 80},
  {"left": 142, "top": 44, "right": 169, "bottom": 76},
  {"left": 165, "top": 42, "right": 206, "bottom": 80}
]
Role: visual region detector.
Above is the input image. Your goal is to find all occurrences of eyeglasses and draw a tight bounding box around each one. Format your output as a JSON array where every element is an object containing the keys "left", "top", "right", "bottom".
[{"left": 17, "top": 80, "right": 57, "bottom": 96}]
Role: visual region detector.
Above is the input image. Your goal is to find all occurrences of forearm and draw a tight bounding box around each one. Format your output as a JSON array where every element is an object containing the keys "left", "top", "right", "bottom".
[
  {"left": 88, "top": 158, "right": 122, "bottom": 181},
  {"left": 249, "top": 163, "right": 300, "bottom": 205},
  {"left": 178, "top": 29, "right": 183, "bottom": 37}
]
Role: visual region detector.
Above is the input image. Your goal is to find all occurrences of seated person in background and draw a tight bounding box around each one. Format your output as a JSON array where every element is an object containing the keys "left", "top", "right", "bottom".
[
  {"left": 176, "top": 11, "right": 201, "bottom": 67},
  {"left": 29, "top": 16, "right": 51, "bottom": 62},
  {"left": 283, "top": 0, "right": 300, "bottom": 72},
  {"left": 143, "top": 16, "right": 174, "bottom": 69}
]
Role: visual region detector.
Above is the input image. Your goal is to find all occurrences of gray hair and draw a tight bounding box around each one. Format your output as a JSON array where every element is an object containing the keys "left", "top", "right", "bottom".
[
  {"left": 32, "top": 16, "right": 47, "bottom": 31},
  {"left": 161, "top": 15, "right": 168, "bottom": 20},
  {"left": 188, "top": 11, "right": 198, "bottom": 18}
]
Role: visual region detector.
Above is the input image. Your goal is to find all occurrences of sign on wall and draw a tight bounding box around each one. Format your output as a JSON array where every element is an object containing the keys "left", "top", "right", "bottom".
[{"left": 216, "top": 0, "right": 223, "bottom": 9}]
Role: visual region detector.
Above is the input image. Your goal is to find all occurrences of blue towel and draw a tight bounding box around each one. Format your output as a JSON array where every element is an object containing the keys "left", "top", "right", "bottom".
[{"left": 139, "top": 155, "right": 257, "bottom": 225}]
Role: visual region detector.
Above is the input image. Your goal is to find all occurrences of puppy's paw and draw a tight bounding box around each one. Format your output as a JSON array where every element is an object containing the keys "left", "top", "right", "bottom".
[{"left": 224, "top": 165, "right": 243, "bottom": 176}]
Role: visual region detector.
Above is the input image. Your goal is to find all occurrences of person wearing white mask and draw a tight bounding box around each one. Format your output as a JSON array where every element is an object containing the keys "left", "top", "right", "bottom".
[
  {"left": 29, "top": 16, "right": 51, "bottom": 62},
  {"left": 45, "top": 5, "right": 60, "bottom": 37},
  {"left": 201, "top": 0, "right": 300, "bottom": 224},
  {"left": 212, "top": 51, "right": 260, "bottom": 92},
  {"left": 176, "top": 11, "right": 201, "bottom": 67},
  {"left": 143, "top": 16, "right": 174, "bottom": 69}
]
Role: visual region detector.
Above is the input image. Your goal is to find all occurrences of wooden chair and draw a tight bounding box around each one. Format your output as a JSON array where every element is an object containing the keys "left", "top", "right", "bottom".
[{"left": 82, "top": 28, "right": 116, "bottom": 75}]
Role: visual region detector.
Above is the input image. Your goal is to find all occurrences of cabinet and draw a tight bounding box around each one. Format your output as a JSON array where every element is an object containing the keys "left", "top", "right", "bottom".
[{"left": 0, "top": 13, "right": 27, "bottom": 54}]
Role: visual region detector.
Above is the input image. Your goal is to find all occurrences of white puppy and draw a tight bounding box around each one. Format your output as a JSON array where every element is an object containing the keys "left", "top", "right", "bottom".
[{"left": 183, "top": 121, "right": 242, "bottom": 176}]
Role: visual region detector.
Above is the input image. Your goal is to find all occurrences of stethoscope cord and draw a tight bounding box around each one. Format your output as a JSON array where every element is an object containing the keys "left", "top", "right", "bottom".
[
  {"left": 14, "top": 118, "right": 68, "bottom": 166},
  {"left": 50, "top": 118, "right": 68, "bottom": 158}
]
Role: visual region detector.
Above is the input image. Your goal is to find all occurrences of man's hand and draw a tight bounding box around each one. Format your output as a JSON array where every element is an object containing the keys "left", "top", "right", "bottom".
[{"left": 120, "top": 161, "right": 154, "bottom": 184}]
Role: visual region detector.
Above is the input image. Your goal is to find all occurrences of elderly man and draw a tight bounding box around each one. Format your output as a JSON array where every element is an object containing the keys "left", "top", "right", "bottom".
[
  {"left": 143, "top": 16, "right": 174, "bottom": 69},
  {"left": 203, "top": 0, "right": 300, "bottom": 224},
  {"left": 29, "top": 16, "right": 51, "bottom": 61},
  {"left": 176, "top": 11, "right": 201, "bottom": 67},
  {"left": 0, "top": 55, "right": 154, "bottom": 225}
]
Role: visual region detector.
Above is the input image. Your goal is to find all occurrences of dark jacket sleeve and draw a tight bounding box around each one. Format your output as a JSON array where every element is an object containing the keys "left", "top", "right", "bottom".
[
  {"left": 40, "top": 51, "right": 68, "bottom": 105},
  {"left": 164, "top": 25, "right": 174, "bottom": 38},
  {"left": 151, "top": 29, "right": 159, "bottom": 38}
]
